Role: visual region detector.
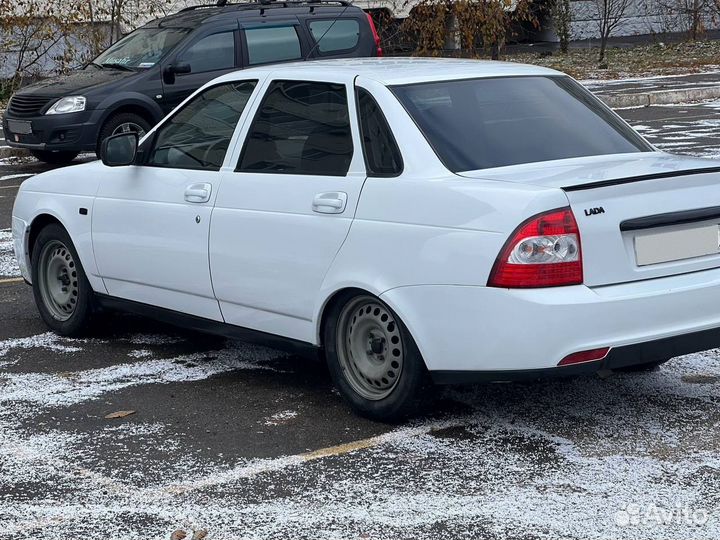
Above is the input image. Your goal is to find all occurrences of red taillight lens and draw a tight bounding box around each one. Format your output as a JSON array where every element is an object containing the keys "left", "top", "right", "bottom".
[
  {"left": 558, "top": 347, "right": 610, "bottom": 366},
  {"left": 366, "top": 13, "right": 383, "bottom": 57},
  {"left": 488, "top": 207, "right": 583, "bottom": 288}
]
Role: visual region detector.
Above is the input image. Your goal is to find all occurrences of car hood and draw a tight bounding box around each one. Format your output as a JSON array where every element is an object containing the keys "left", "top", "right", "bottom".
[
  {"left": 14, "top": 68, "right": 135, "bottom": 98},
  {"left": 456, "top": 152, "right": 720, "bottom": 189}
]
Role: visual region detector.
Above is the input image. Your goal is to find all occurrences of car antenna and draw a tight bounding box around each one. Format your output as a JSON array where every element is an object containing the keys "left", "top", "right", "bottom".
[{"left": 303, "top": 2, "right": 352, "bottom": 60}]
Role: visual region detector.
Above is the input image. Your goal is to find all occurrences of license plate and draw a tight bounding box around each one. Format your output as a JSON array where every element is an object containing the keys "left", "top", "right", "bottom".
[
  {"left": 634, "top": 225, "right": 720, "bottom": 266},
  {"left": 7, "top": 119, "right": 32, "bottom": 135}
]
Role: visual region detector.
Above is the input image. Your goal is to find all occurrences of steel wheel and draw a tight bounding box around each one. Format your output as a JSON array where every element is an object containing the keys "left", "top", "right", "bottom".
[
  {"left": 112, "top": 122, "right": 146, "bottom": 139},
  {"left": 336, "top": 296, "right": 404, "bottom": 401},
  {"left": 37, "top": 240, "right": 79, "bottom": 322}
]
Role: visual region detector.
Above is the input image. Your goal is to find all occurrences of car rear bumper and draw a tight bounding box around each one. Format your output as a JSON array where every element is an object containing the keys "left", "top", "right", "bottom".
[
  {"left": 3, "top": 110, "right": 101, "bottom": 153},
  {"left": 380, "top": 267, "right": 720, "bottom": 377}
]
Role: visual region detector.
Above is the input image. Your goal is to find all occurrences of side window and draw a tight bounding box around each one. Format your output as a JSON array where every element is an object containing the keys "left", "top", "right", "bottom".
[
  {"left": 148, "top": 81, "right": 257, "bottom": 171},
  {"left": 238, "top": 80, "right": 353, "bottom": 176},
  {"left": 245, "top": 26, "right": 302, "bottom": 65},
  {"left": 356, "top": 88, "right": 403, "bottom": 176},
  {"left": 308, "top": 19, "right": 360, "bottom": 54},
  {"left": 178, "top": 31, "right": 236, "bottom": 73}
]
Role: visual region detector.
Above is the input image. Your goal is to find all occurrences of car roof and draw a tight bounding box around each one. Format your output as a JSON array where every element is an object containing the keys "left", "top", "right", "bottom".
[
  {"left": 144, "top": 1, "right": 363, "bottom": 28},
  {"left": 214, "top": 57, "right": 565, "bottom": 86}
]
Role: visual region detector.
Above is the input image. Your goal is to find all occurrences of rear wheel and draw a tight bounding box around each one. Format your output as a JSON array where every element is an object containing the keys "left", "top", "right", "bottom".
[
  {"left": 96, "top": 112, "right": 151, "bottom": 156},
  {"left": 324, "top": 293, "right": 429, "bottom": 421},
  {"left": 30, "top": 150, "right": 79, "bottom": 165},
  {"left": 31, "top": 224, "right": 95, "bottom": 336}
]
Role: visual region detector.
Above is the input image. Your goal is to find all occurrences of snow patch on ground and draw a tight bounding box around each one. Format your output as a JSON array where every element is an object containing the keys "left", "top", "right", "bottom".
[
  {"left": 0, "top": 342, "right": 286, "bottom": 407},
  {"left": 0, "top": 228, "right": 20, "bottom": 277},
  {"left": 0, "top": 332, "right": 87, "bottom": 359},
  {"left": 262, "top": 410, "right": 298, "bottom": 426}
]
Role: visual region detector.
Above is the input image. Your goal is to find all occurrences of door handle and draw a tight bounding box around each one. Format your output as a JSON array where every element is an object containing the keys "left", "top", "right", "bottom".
[
  {"left": 184, "top": 183, "right": 212, "bottom": 203},
  {"left": 312, "top": 192, "right": 347, "bottom": 214}
]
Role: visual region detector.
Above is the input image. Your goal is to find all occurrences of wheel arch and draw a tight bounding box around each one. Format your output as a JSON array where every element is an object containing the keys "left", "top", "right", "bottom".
[
  {"left": 97, "top": 96, "right": 164, "bottom": 132},
  {"left": 28, "top": 213, "right": 65, "bottom": 260},
  {"left": 315, "top": 285, "right": 425, "bottom": 362}
]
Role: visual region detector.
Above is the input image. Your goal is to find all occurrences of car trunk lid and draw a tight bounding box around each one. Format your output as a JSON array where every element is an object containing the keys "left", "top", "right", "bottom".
[{"left": 459, "top": 152, "right": 720, "bottom": 286}]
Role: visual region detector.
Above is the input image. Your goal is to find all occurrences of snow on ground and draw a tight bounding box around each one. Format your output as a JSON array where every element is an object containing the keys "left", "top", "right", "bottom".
[
  {"left": 0, "top": 328, "right": 719, "bottom": 540},
  {"left": 0, "top": 229, "right": 20, "bottom": 277}
]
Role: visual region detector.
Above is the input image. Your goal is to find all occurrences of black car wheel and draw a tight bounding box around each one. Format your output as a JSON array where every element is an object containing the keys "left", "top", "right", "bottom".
[
  {"left": 31, "top": 223, "right": 95, "bottom": 337},
  {"left": 324, "top": 292, "right": 431, "bottom": 421},
  {"left": 97, "top": 112, "right": 152, "bottom": 156},
  {"left": 30, "top": 150, "right": 80, "bottom": 165}
]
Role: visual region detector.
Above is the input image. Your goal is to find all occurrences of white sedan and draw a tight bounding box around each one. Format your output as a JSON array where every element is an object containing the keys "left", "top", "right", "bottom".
[{"left": 12, "top": 58, "right": 720, "bottom": 419}]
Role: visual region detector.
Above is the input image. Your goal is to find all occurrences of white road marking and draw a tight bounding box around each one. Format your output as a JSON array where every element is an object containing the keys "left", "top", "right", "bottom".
[{"left": 0, "top": 173, "right": 32, "bottom": 182}]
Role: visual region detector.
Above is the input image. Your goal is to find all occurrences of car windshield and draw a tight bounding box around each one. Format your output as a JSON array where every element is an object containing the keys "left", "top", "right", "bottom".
[
  {"left": 91, "top": 27, "right": 189, "bottom": 70},
  {"left": 392, "top": 76, "right": 652, "bottom": 172}
]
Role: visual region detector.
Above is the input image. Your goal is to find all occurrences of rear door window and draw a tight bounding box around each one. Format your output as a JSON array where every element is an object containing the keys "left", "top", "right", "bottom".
[
  {"left": 308, "top": 19, "right": 360, "bottom": 54},
  {"left": 245, "top": 26, "right": 302, "bottom": 65},
  {"left": 238, "top": 80, "right": 353, "bottom": 176}
]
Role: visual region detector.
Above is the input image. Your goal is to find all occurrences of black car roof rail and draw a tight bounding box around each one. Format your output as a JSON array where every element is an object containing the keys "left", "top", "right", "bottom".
[{"left": 178, "top": 0, "right": 352, "bottom": 13}]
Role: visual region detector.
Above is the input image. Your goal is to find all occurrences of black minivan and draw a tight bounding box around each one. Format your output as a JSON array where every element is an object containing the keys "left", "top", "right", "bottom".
[{"left": 2, "top": 0, "right": 382, "bottom": 164}]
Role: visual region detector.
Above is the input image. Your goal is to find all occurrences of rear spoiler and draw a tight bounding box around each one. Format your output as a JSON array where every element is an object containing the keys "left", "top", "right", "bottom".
[{"left": 563, "top": 166, "right": 720, "bottom": 192}]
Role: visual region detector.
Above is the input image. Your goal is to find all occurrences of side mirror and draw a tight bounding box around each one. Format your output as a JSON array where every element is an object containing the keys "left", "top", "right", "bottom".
[
  {"left": 163, "top": 63, "right": 191, "bottom": 84},
  {"left": 101, "top": 132, "right": 138, "bottom": 167}
]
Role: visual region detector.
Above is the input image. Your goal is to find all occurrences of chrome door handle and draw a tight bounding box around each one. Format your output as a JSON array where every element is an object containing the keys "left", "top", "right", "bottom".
[
  {"left": 184, "top": 183, "right": 212, "bottom": 203},
  {"left": 312, "top": 192, "right": 347, "bottom": 214}
]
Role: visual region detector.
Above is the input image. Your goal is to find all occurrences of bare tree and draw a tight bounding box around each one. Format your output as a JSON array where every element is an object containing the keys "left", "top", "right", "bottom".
[
  {"left": 550, "top": 0, "right": 572, "bottom": 54},
  {"left": 593, "top": 0, "right": 632, "bottom": 64}
]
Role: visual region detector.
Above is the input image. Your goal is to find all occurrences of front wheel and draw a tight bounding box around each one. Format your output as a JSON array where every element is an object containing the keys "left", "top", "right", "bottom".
[
  {"left": 30, "top": 150, "right": 79, "bottom": 165},
  {"left": 31, "top": 223, "right": 95, "bottom": 336},
  {"left": 324, "top": 293, "right": 430, "bottom": 421}
]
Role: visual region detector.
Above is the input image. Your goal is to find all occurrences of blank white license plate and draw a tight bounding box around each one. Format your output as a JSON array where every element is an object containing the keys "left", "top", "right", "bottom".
[
  {"left": 634, "top": 225, "right": 720, "bottom": 266},
  {"left": 7, "top": 119, "right": 32, "bottom": 135}
]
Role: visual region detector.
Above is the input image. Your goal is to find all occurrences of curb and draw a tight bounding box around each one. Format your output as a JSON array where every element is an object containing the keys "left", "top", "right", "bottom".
[{"left": 596, "top": 86, "right": 720, "bottom": 109}]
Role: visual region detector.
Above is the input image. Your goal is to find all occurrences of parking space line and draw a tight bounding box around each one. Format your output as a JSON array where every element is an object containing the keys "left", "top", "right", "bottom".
[
  {"left": 0, "top": 277, "right": 24, "bottom": 285},
  {"left": 160, "top": 416, "right": 469, "bottom": 496}
]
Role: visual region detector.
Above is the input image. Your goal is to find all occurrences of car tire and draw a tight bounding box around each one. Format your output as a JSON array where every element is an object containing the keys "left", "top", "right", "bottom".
[
  {"left": 30, "top": 150, "right": 80, "bottom": 165},
  {"left": 31, "top": 223, "right": 95, "bottom": 337},
  {"left": 96, "top": 112, "right": 152, "bottom": 156},
  {"left": 324, "top": 292, "right": 430, "bottom": 421},
  {"left": 614, "top": 358, "right": 670, "bottom": 372}
]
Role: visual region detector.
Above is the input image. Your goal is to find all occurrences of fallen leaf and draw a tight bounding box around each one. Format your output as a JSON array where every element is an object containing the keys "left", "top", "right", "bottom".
[
  {"left": 192, "top": 530, "right": 208, "bottom": 540},
  {"left": 104, "top": 410, "right": 136, "bottom": 419},
  {"left": 170, "top": 530, "right": 187, "bottom": 540}
]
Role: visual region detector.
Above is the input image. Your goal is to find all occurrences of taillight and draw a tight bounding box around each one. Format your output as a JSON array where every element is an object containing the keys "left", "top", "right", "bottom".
[
  {"left": 366, "top": 13, "right": 383, "bottom": 57},
  {"left": 488, "top": 207, "right": 583, "bottom": 288}
]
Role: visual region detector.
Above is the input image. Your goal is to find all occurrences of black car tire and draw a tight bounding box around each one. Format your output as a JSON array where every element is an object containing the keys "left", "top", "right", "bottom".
[
  {"left": 324, "top": 292, "right": 431, "bottom": 421},
  {"left": 30, "top": 150, "right": 80, "bottom": 165},
  {"left": 96, "top": 112, "right": 152, "bottom": 156},
  {"left": 31, "top": 223, "right": 95, "bottom": 337}
]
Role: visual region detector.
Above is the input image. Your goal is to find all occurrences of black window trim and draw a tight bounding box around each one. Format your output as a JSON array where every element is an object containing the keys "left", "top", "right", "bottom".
[
  {"left": 354, "top": 85, "right": 404, "bottom": 178},
  {"left": 235, "top": 78, "right": 355, "bottom": 177},
  {"left": 240, "top": 24, "right": 306, "bottom": 68},
  {"left": 389, "top": 74, "right": 654, "bottom": 174},
  {"left": 306, "top": 17, "right": 362, "bottom": 57},
  {"left": 144, "top": 79, "right": 259, "bottom": 172}
]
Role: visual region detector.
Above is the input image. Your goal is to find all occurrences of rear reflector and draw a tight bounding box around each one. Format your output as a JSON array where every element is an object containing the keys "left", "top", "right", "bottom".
[{"left": 558, "top": 347, "right": 610, "bottom": 366}]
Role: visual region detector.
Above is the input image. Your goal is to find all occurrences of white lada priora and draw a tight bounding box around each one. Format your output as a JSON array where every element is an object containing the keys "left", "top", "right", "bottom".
[{"left": 13, "top": 58, "right": 720, "bottom": 419}]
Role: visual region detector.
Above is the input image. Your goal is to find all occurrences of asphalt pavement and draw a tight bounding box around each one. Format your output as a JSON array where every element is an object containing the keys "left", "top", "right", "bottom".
[{"left": 2, "top": 103, "right": 720, "bottom": 540}]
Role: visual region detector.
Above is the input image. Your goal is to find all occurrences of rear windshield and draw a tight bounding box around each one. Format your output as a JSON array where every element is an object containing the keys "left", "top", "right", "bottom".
[{"left": 392, "top": 76, "right": 651, "bottom": 172}]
